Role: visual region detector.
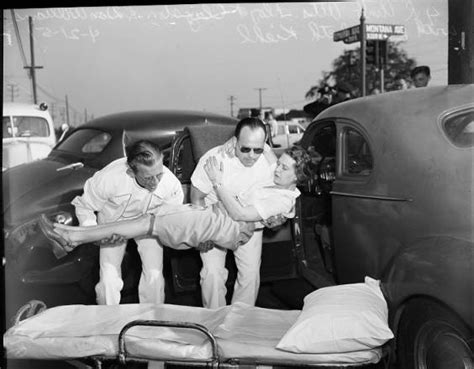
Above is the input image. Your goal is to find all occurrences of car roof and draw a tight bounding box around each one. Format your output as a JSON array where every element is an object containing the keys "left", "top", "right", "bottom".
[
  {"left": 80, "top": 110, "right": 237, "bottom": 133},
  {"left": 315, "top": 85, "right": 473, "bottom": 135},
  {"left": 3, "top": 102, "right": 52, "bottom": 118}
]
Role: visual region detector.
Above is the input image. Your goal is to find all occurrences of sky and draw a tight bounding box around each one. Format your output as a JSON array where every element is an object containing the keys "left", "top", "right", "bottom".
[{"left": 3, "top": 0, "right": 448, "bottom": 125}]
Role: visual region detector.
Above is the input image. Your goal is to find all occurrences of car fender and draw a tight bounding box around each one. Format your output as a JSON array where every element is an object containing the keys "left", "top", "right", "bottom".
[{"left": 382, "top": 236, "right": 473, "bottom": 333}]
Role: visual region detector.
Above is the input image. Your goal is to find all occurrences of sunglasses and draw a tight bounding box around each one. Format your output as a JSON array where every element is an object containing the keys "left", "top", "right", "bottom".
[{"left": 238, "top": 145, "right": 264, "bottom": 154}]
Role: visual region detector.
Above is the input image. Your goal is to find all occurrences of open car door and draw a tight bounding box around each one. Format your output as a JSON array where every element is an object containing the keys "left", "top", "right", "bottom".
[{"left": 167, "top": 124, "right": 303, "bottom": 299}]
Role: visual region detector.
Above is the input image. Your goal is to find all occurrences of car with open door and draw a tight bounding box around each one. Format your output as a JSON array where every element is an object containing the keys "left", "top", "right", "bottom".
[{"left": 297, "top": 84, "right": 473, "bottom": 369}]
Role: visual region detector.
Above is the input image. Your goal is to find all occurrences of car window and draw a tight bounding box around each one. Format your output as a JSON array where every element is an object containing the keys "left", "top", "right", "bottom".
[
  {"left": 443, "top": 109, "right": 474, "bottom": 147},
  {"left": 3, "top": 117, "right": 14, "bottom": 138},
  {"left": 305, "top": 122, "right": 336, "bottom": 194},
  {"left": 288, "top": 125, "right": 299, "bottom": 134},
  {"left": 56, "top": 129, "right": 112, "bottom": 155},
  {"left": 312, "top": 124, "right": 336, "bottom": 157},
  {"left": 342, "top": 127, "right": 373, "bottom": 176},
  {"left": 276, "top": 125, "right": 285, "bottom": 135},
  {"left": 3, "top": 116, "right": 50, "bottom": 138}
]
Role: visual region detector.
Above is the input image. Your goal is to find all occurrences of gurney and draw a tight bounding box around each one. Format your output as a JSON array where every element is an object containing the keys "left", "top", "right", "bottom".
[{"left": 4, "top": 300, "right": 391, "bottom": 368}]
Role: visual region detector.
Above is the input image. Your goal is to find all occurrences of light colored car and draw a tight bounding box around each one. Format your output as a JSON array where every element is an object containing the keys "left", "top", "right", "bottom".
[
  {"left": 271, "top": 121, "right": 305, "bottom": 151},
  {"left": 3, "top": 102, "right": 56, "bottom": 171}
]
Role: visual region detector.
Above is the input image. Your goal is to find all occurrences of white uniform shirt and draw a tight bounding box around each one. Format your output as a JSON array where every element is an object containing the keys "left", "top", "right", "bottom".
[
  {"left": 191, "top": 146, "right": 275, "bottom": 206},
  {"left": 72, "top": 157, "right": 184, "bottom": 226}
]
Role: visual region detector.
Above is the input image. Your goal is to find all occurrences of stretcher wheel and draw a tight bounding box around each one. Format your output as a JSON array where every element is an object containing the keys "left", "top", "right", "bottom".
[{"left": 12, "top": 300, "right": 47, "bottom": 326}]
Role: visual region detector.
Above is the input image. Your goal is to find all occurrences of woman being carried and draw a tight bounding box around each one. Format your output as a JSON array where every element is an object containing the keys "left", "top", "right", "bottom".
[{"left": 39, "top": 145, "right": 314, "bottom": 253}]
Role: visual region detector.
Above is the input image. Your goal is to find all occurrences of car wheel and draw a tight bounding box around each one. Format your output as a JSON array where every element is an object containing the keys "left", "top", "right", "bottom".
[{"left": 398, "top": 299, "right": 473, "bottom": 369}]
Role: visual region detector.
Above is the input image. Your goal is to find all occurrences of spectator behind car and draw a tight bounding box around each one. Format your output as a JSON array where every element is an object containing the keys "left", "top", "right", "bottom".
[{"left": 410, "top": 65, "right": 431, "bottom": 88}]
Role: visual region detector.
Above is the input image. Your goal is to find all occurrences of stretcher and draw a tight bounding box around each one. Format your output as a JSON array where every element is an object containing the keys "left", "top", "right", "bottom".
[{"left": 4, "top": 301, "right": 391, "bottom": 368}]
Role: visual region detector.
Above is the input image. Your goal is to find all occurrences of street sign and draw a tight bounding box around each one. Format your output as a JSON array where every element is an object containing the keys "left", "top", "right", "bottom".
[
  {"left": 333, "top": 23, "right": 405, "bottom": 44},
  {"left": 333, "top": 25, "right": 360, "bottom": 42},
  {"left": 366, "top": 24, "right": 406, "bottom": 35}
]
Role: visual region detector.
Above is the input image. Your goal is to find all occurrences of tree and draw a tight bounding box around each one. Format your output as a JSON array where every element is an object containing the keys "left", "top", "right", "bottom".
[{"left": 305, "top": 42, "right": 417, "bottom": 101}]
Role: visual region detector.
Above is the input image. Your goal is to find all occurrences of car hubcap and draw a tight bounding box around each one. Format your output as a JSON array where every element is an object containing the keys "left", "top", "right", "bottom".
[{"left": 415, "top": 320, "right": 473, "bottom": 369}]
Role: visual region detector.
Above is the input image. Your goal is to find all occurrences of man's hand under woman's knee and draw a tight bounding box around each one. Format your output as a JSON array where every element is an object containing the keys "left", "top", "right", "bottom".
[
  {"left": 261, "top": 214, "right": 287, "bottom": 229},
  {"left": 196, "top": 240, "right": 216, "bottom": 252}
]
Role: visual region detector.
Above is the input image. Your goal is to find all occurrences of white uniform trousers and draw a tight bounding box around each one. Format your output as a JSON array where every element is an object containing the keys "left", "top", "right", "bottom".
[
  {"left": 95, "top": 237, "right": 164, "bottom": 305},
  {"left": 200, "top": 230, "right": 263, "bottom": 309}
]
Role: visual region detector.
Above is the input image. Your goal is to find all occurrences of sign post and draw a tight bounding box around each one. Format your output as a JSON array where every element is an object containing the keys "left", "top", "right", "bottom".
[{"left": 333, "top": 14, "right": 406, "bottom": 96}]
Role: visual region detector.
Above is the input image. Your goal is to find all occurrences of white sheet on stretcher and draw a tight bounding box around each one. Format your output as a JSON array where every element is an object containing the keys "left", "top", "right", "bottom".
[{"left": 4, "top": 302, "right": 382, "bottom": 365}]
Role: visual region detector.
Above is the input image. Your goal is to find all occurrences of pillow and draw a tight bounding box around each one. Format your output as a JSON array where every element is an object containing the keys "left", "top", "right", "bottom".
[{"left": 276, "top": 276, "right": 393, "bottom": 354}]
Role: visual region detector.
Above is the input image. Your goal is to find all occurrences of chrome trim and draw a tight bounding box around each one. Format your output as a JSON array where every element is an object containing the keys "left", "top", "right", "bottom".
[
  {"left": 56, "top": 162, "right": 84, "bottom": 171},
  {"left": 330, "top": 191, "right": 413, "bottom": 202}
]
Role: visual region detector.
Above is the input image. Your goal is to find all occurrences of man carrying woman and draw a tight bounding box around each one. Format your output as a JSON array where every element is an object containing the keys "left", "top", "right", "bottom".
[{"left": 39, "top": 145, "right": 314, "bottom": 289}]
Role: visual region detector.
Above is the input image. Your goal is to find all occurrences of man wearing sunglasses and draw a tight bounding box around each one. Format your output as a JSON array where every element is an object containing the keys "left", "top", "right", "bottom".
[
  {"left": 190, "top": 117, "right": 277, "bottom": 308},
  {"left": 72, "top": 139, "right": 184, "bottom": 305}
]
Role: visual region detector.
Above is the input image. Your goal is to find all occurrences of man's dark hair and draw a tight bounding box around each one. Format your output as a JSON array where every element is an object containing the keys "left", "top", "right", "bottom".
[
  {"left": 234, "top": 117, "right": 266, "bottom": 139},
  {"left": 264, "top": 111, "right": 273, "bottom": 120},
  {"left": 410, "top": 65, "right": 431, "bottom": 79},
  {"left": 126, "top": 140, "right": 162, "bottom": 172}
]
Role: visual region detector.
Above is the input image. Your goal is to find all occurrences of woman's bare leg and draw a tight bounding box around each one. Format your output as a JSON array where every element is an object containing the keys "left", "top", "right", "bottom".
[{"left": 53, "top": 214, "right": 151, "bottom": 246}]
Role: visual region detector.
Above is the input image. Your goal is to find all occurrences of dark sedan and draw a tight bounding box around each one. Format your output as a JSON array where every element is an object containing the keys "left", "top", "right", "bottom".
[{"left": 3, "top": 110, "right": 237, "bottom": 327}]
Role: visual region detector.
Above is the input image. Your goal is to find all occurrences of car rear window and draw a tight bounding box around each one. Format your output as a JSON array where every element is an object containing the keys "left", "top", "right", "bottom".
[
  {"left": 443, "top": 109, "right": 474, "bottom": 147},
  {"left": 56, "top": 129, "right": 112, "bottom": 154},
  {"left": 342, "top": 127, "right": 373, "bottom": 176},
  {"left": 3, "top": 116, "right": 50, "bottom": 138}
]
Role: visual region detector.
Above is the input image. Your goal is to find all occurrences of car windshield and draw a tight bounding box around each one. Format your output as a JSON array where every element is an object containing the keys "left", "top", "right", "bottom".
[
  {"left": 3, "top": 116, "right": 50, "bottom": 138},
  {"left": 55, "top": 128, "right": 112, "bottom": 155}
]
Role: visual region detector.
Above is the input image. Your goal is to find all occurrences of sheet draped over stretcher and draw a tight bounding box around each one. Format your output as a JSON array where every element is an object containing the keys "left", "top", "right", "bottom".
[{"left": 4, "top": 302, "right": 383, "bottom": 365}]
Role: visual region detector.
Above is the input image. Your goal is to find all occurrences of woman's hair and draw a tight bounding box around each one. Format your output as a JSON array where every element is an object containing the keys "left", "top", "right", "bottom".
[
  {"left": 285, "top": 145, "right": 315, "bottom": 184},
  {"left": 126, "top": 140, "right": 162, "bottom": 172},
  {"left": 234, "top": 117, "right": 266, "bottom": 139}
]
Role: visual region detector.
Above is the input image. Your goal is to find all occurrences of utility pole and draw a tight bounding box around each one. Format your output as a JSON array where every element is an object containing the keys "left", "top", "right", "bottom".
[
  {"left": 84, "top": 108, "right": 88, "bottom": 123},
  {"left": 254, "top": 87, "right": 267, "bottom": 110},
  {"left": 228, "top": 95, "right": 236, "bottom": 117},
  {"left": 7, "top": 84, "right": 19, "bottom": 102},
  {"left": 360, "top": 8, "right": 366, "bottom": 97},
  {"left": 65, "top": 95, "right": 70, "bottom": 126},
  {"left": 24, "top": 16, "right": 43, "bottom": 104},
  {"left": 50, "top": 102, "right": 56, "bottom": 122}
]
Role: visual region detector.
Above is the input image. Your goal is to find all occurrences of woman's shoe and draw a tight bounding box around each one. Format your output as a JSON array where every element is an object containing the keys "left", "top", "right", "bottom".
[{"left": 38, "top": 214, "right": 69, "bottom": 259}]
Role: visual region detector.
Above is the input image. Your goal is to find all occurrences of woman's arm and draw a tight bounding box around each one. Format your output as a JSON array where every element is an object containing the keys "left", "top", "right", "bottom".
[
  {"left": 204, "top": 157, "right": 262, "bottom": 222},
  {"left": 214, "top": 183, "right": 261, "bottom": 221}
]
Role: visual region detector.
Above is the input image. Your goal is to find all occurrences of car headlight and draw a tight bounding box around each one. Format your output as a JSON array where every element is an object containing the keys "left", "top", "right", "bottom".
[
  {"left": 6, "top": 211, "right": 74, "bottom": 260},
  {"left": 53, "top": 211, "right": 74, "bottom": 225}
]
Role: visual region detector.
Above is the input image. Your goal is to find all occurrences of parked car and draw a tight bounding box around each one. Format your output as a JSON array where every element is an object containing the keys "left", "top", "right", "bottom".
[
  {"left": 271, "top": 120, "right": 305, "bottom": 152},
  {"left": 296, "top": 84, "right": 473, "bottom": 368},
  {"left": 2, "top": 110, "right": 237, "bottom": 328},
  {"left": 2, "top": 102, "right": 56, "bottom": 171}
]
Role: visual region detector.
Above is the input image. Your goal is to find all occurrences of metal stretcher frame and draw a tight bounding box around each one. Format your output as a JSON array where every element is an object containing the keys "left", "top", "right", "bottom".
[
  {"left": 77, "top": 319, "right": 392, "bottom": 369},
  {"left": 6, "top": 301, "right": 392, "bottom": 369}
]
